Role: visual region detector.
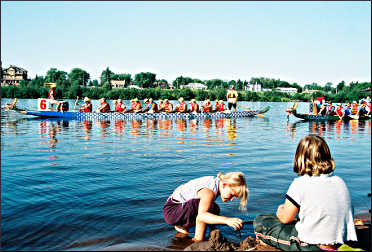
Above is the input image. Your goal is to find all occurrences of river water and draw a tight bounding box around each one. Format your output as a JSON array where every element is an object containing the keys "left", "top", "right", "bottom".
[{"left": 1, "top": 99, "right": 371, "bottom": 250}]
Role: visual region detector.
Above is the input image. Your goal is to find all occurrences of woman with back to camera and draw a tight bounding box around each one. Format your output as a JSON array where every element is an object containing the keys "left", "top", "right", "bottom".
[{"left": 254, "top": 135, "right": 357, "bottom": 251}]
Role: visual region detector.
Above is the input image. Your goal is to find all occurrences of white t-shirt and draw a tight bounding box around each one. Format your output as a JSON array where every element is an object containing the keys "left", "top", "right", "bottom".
[
  {"left": 286, "top": 173, "right": 357, "bottom": 245},
  {"left": 172, "top": 176, "right": 219, "bottom": 204}
]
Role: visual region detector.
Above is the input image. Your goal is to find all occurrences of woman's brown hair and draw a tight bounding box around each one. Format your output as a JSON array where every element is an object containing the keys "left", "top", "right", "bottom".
[{"left": 293, "top": 135, "right": 335, "bottom": 176}]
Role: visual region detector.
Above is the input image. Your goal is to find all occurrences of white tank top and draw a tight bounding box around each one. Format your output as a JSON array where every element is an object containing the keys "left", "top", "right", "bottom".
[{"left": 171, "top": 176, "right": 219, "bottom": 204}]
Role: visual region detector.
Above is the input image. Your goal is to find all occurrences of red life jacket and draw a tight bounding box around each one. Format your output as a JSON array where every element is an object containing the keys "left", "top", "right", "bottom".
[
  {"left": 203, "top": 103, "right": 212, "bottom": 112},
  {"left": 335, "top": 107, "right": 343, "bottom": 116},
  {"left": 116, "top": 103, "right": 125, "bottom": 112},
  {"left": 48, "top": 88, "right": 55, "bottom": 99},
  {"left": 101, "top": 102, "right": 110, "bottom": 113},
  {"left": 218, "top": 103, "right": 226, "bottom": 112},
  {"left": 164, "top": 103, "right": 173, "bottom": 113},
  {"left": 84, "top": 103, "right": 92, "bottom": 112},
  {"left": 134, "top": 102, "right": 142, "bottom": 112},
  {"left": 351, "top": 104, "right": 359, "bottom": 114},
  {"left": 190, "top": 103, "right": 198, "bottom": 112},
  {"left": 178, "top": 102, "right": 187, "bottom": 112},
  {"left": 316, "top": 96, "right": 325, "bottom": 102}
]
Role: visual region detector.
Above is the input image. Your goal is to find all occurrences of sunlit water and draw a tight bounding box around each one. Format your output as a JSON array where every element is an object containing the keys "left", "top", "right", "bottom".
[{"left": 1, "top": 99, "right": 371, "bottom": 250}]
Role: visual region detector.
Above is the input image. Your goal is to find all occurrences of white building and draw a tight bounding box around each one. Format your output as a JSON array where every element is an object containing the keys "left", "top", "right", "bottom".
[
  {"left": 245, "top": 82, "right": 262, "bottom": 92},
  {"left": 275, "top": 87, "right": 298, "bottom": 94},
  {"left": 262, "top": 88, "right": 272, "bottom": 92},
  {"left": 110, "top": 80, "right": 126, "bottom": 88},
  {"left": 127, "top": 85, "right": 143, "bottom": 89},
  {"left": 183, "top": 82, "right": 208, "bottom": 90}
]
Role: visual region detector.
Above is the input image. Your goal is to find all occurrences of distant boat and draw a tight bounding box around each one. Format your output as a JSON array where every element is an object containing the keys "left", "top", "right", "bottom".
[{"left": 290, "top": 108, "right": 370, "bottom": 121}]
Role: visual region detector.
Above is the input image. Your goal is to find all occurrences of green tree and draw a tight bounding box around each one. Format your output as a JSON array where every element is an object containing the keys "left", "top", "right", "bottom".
[
  {"left": 45, "top": 68, "right": 67, "bottom": 83},
  {"left": 173, "top": 76, "right": 186, "bottom": 89},
  {"left": 336, "top": 81, "right": 345, "bottom": 93},
  {"left": 134, "top": 72, "right": 156, "bottom": 88},
  {"left": 92, "top": 80, "right": 99, "bottom": 87},
  {"left": 324, "top": 82, "right": 333, "bottom": 93},
  {"left": 68, "top": 68, "right": 90, "bottom": 86},
  {"left": 100, "top": 67, "right": 115, "bottom": 86}
]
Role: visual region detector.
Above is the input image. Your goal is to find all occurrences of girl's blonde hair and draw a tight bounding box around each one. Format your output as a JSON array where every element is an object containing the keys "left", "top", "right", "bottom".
[
  {"left": 217, "top": 172, "right": 249, "bottom": 211},
  {"left": 294, "top": 135, "right": 335, "bottom": 176}
]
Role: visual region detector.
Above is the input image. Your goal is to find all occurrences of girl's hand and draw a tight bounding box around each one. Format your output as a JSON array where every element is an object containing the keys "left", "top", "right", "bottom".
[{"left": 226, "top": 217, "right": 243, "bottom": 230}]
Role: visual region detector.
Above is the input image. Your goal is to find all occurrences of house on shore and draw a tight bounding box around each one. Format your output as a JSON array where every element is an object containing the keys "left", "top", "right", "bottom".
[
  {"left": 110, "top": 80, "right": 126, "bottom": 88},
  {"left": 275, "top": 87, "right": 298, "bottom": 94},
  {"left": 182, "top": 82, "right": 208, "bottom": 90},
  {"left": 1, "top": 65, "right": 29, "bottom": 86}
]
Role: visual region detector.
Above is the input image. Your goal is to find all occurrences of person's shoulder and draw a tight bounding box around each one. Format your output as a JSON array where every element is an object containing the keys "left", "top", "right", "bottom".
[{"left": 329, "top": 175, "right": 346, "bottom": 184}]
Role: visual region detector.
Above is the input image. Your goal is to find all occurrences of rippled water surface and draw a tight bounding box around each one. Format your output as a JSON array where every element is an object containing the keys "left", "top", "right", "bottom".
[{"left": 1, "top": 99, "right": 371, "bottom": 250}]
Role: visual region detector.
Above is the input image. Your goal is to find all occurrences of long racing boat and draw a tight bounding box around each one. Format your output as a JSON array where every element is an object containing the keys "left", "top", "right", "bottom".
[
  {"left": 19, "top": 106, "right": 270, "bottom": 121},
  {"left": 291, "top": 108, "right": 370, "bottom": 121}
]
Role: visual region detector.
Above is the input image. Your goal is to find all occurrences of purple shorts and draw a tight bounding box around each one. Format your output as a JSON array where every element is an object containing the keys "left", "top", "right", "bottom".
[{"left": 163, "top": 197, "right": 220, "bottom": 228}]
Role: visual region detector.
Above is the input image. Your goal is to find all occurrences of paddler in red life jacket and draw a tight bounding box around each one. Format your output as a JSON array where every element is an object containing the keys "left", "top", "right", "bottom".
[
  {"left": 116, "top": 99, "right": 126, "bottom": 113},
  {"left": 79, "top": 97, "right": 93, "bottom": 112},
  {"left": 142, "top": 98, "right": 150, "bottom": 112},
  {"left": 158, "top": 99, "right": 164, "bottom": 112},
  {"left": 95, "top": 98, "right": 111, "bottom": 113},
  {"left": 202, "top": 99, "right": 212, "bottom": 113},
  {"left": 189, "top": 99, "right": 199, "bottom": 113},
  {"left": 314, "top": 95, "right": 326, "bottom": 114},
  {"left": 175, "top": 97, "right": 188, "bottom": 113},
  {"left": 163, "top": 99, "right": 173, "bottom": 113},
  {"left": 147, "top": 98, "right": 158, "bottom": 113},
  {"left": 217, "top": 100, "right": 226, "bottom": 112},
  {"left": 351, "top": 101, "right": 359, "bottom": 115},
  {"left": 335, "top": 103, "right": 344, "bottom": 119},
  {"left": 48, "top": 83, "right": 62, "bottom": 111},
  {"left": 326, "top": 102, "right": 336, "bottom": 116},
  {"left": 133, "top": 98, "right": 142, "bottom": 113}
]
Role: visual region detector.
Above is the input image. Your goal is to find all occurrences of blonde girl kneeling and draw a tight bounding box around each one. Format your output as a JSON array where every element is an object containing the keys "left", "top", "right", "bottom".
[{"left": 163, "top": 172, "right": 248, "bottom": 241}]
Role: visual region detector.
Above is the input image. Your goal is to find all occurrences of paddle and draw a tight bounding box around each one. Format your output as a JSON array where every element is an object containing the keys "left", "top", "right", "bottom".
[
  {"left": 73, "top": 96, "right": 79, "bottom": 111},
  {"left": 238, "top": 104, "right": 264, "bottom": 117}
]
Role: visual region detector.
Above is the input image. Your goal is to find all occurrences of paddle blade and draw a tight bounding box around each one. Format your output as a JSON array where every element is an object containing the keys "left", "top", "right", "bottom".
[{"left": 256, "top": 113, "right": 264, "bottom": 118}]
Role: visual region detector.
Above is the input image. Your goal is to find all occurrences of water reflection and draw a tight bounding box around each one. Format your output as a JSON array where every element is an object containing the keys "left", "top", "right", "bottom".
[
  {"left": 286, "top": 119, "right": 371, "bottom": 139},
  {"left": 3, "top": 116, "right": 371, "bottom": 152},
  {"left": 83, "top": 120, "right": 93, "bottom": 140},
  {"left": 97, "top": 120, "right": 110, "bottom": 137},
  {"left": 38, "top": 120, "right": 69, "bottom": 150}
]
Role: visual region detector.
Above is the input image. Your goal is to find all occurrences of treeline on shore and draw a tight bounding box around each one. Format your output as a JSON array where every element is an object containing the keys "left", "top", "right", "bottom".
[
  {"left": 2, "top": 82, "right": 370, "bottom": 103},
  {"left": 1, "top": 67, "right": 370, "bottom": 103}
]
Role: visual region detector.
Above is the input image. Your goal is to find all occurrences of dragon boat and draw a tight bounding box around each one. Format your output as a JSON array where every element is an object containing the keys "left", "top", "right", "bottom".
[
  {"left": 288, "top": 104, "right": 370, "bottom": 121},
  {"left": 19, "top": 106, "right": 270, "bottom": 121}
]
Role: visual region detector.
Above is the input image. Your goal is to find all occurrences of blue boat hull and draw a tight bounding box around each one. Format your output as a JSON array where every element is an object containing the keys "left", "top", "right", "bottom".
[{"left": 22, "top": 107, "right": 270, "bottom": 121}]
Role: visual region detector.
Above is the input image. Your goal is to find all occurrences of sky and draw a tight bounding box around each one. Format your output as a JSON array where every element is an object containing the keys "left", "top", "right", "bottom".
[{"left": 1, "top": 1, "right": 371, "bottom": 87}]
